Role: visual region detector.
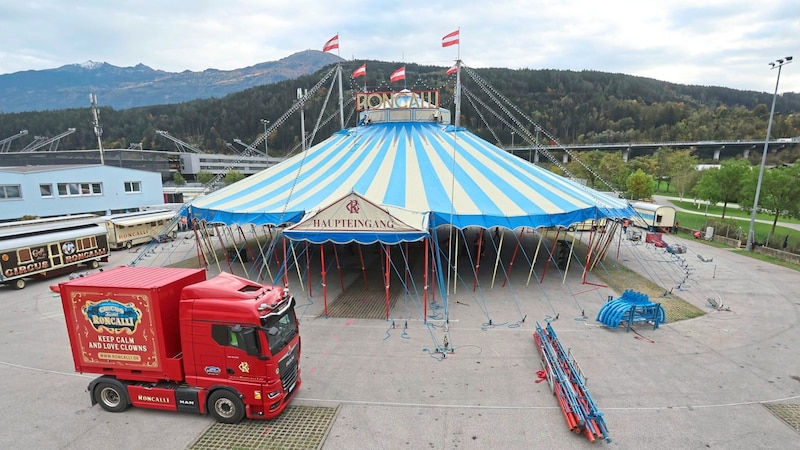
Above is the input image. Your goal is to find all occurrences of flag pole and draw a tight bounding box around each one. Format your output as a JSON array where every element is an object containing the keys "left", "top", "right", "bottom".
[
  {"left": 454, "top": 28, "right": 461, "bottom": 128},
  {"left": 336, "top": 33, "right": 344, "bottom": 129}
]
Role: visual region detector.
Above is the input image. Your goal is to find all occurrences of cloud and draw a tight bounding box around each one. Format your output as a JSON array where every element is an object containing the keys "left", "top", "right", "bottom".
[{"left": 0, "top": 0, "right": 797, "bottom": 93}]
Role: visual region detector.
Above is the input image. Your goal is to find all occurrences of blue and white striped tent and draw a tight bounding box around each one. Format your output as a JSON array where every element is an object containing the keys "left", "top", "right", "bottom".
[{"left": 188, "top": 95, "right": 633, "bottom": 245}]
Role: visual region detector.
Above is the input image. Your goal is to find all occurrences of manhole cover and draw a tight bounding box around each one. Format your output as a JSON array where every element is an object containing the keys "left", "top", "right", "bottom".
[
  {"left": 764, "top": 403, "right": 800, "bottom": 434},
  {"left": 190, "top": 405, "right": 339, "bottom": 449}
]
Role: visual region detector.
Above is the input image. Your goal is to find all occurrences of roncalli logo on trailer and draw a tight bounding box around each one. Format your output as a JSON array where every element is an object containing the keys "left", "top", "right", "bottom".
[{"left": 83, "top": 300, "right": 142, "bottom": 334}]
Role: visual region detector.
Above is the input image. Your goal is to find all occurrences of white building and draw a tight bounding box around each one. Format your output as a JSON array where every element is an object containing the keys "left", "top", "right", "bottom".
[{"left": 0, "top": 165, "right": 164, "bottom": 221}]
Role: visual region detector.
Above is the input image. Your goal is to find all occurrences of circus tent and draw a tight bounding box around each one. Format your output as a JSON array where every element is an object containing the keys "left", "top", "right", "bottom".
[{"left": 187, "top": 91, "right": 634, "bottom": 240}]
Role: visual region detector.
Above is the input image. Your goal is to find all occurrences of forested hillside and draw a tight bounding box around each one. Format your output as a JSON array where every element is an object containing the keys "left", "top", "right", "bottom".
[{"left": 1, "top": 61, "right": 799, "bottom": 159}]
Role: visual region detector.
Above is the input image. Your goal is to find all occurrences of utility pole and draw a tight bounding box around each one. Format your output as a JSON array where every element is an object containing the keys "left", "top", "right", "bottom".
[
  {"left": 260, "top": 119, "right": 270, "bottom": 155},
  {"left": 90, "top": 93, "right": 105, "bottom": 165}
]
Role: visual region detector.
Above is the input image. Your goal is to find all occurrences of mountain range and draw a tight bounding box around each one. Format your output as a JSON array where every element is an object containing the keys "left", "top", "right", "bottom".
[{"left": 0, "top": 50, "right": 344, "bottom": 113}]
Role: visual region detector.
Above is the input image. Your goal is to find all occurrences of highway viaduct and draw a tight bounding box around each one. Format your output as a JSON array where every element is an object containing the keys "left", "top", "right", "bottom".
[{"left": 506, "top": 138, "right": 799, "bottom": 163}]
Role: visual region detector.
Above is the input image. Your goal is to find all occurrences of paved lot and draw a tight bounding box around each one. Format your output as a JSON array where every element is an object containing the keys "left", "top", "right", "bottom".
[{"left": 1, "top": 231, "right": 798, "bottom": 449}]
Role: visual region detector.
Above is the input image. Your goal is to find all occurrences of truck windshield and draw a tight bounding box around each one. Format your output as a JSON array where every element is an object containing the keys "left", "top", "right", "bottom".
[{"left": 261, "top": 305, "right": 298, "bottom": 356}]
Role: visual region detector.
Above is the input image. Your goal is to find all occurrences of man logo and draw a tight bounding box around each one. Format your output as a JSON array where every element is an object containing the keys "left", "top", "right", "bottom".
[{"left": 346, "top": 199, "right": 360, "bottom": 214}]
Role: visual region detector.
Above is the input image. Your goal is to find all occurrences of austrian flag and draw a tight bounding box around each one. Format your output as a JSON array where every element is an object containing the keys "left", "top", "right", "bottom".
[
  {"left": 446, "top": 65, "right": 458, "bottom": 76},
  {"left": 390, "top": 66, "right": 405, "bottom": 83},
  {"left": 352, "top": 63, "right": 366, "bottom": 78},
  {"left": 442, "top": 30, "right": 459, "bottom": 47},
  {"left": 323, "top": 34, "right": 339, "bottom": 52}
]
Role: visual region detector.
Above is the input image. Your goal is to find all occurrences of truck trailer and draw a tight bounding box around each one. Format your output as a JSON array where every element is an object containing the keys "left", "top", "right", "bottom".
[
  {"left": 1, "top": 215, "right": 109, "bottom": 289},
  {"left": 57, "top": 266, "right": 301, "bottom": 423}
]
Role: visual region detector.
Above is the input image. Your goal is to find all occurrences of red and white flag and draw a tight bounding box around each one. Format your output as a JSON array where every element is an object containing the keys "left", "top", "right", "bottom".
[
  {"left": 446, "top": 65, "right": 458, "bottom": 76},
  {"left": 390, "top": 66, "right": 405, "bottom": 83},
  {"left": 323, "top": 34, "right": 339, "bottom": 52},
  {"left": 442, "top": 30, "right": 459, "bottom": 47},
  {"left": 352, "top": 63, "right": 366, "bottom": 78}
]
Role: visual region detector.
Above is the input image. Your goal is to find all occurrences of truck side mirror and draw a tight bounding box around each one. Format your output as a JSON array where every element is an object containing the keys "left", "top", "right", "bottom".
[{"left": 241, "top": 327, "right": 260, "bottom": 356}]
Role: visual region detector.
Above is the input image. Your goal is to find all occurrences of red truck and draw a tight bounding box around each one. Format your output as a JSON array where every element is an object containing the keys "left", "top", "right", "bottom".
[{"left": 57, "top": 266, "right": 301, "bottom": 423}]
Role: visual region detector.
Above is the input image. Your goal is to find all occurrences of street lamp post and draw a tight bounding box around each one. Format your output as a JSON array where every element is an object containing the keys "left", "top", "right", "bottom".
[
  {"left": 260, "top": 119, "right": 270, "bottom": 155},
  {"left": 745, "top": 56, "right": 792, "bottom": 251}
]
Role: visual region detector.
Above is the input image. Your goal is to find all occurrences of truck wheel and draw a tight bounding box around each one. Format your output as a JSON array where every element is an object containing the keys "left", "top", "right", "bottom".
[
  {"left": 94, "top": 382, "right": 129, "bottom": 413},
  {"left": 125, "top": 241, "right": 132, "bottom": 249},
  {"left": 14, "top": 279, "right": 25, "bottom": 290},
  {"left": 89, "top": 260, "right": 100, "bottom": 269},
  {"left": 208, "top": 390, "right": 245, "bottom": 424}
]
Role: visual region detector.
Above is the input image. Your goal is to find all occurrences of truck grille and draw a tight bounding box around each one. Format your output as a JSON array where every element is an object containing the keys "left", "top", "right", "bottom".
[{"left": 279, "top": 345, "right": 299, "bottom": 394}]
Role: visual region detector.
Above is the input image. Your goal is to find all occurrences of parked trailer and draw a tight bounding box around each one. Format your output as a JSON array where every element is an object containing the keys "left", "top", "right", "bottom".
[
  {"left": 104, "top": 209, "right": 178, "bottom": 250},
  {"left": 0, "top": 215, "right": 109, "bottom": 289},
  {"left": 629, "top": 201, "right": 676, "bottom": 233},
  {"left": 568, "top": 218, "right": 608, "bottom": 232}
]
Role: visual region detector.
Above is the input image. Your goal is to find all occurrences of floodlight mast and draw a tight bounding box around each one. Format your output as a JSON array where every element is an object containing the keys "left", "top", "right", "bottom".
[{"left": 745, "top": 56, "right": 792, "bottom": 251}]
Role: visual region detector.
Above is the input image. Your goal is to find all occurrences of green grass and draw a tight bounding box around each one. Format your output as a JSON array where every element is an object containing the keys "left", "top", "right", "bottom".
[
  {"left": 731, "top": 250, "right": 800, "bottom": 272},
  {"left": 592, "top": 262, "right": 705, "bottom": 323},
  {"left": 670, "top": 198, "right": 800, "bottom": 224},
  {"left": 663, "top": 200, "right": 800, "bottom": 249}
]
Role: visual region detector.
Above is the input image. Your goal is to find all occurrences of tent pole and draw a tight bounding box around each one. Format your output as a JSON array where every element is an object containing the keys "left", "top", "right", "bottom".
[
  {"left": 191, "top": 219, "right": 207, "bottom": 268},
  {"left": 253, "top": 224, "right": 273, "bottom": 282},
  {"left": 490, "top": 230, "right": 505, "bottom": 288},
  {"left": 384, "top": 244, "right": 390, "bottom": 320},
  {"left": 453, "top": 230, "right": 459, "bottom": 295},
  {"left": 540, "top": 228, "right": 560, "bottom": 283},
  {"left": 291, "top": 241, "right": 304, "bottom": 292},
  {"left": 581, "top": 224, "right": 595, "bottom": 284},
  {"left": 306, "top": 242, "right": 312, "bottom": 297},
  {"left": 563, "top": 228, "right": 578, "bottom": 284},
  {"left": 230, "top": 226, "right": 248, "bottom": 276},
  {"left": 282, "top": 237, "right": 289, "bottom": 287},
  {"left": 321, "top": 243, "right": 328, "bottom": 317},
  {"left": 473, "top": 228, "right": 483, "bottom": 292},
  {"left": 503, "top": 228, "right": 524, "bottom": 287},
  {"left": 333, "top": 243, "right": 344, "bottom": 291},
  {"left": 214, "top": 224, "right": 233, "bottom": 274},
  {"left": 527, "top": 228, "right": 544, "bottom": 286},
  {"left": 248, "top": 225, "right": 264, "bottom": 281},
  {"left": 358, "top": 244, "right": 368, "bottom": 290},
  {"left": 423, "top": 237, "right": 429, "bottom": 324}
]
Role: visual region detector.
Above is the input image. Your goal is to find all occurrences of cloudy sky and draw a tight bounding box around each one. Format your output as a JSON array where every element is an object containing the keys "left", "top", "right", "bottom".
[{"left": 2, "top": 0, "right": 798, "bottom": 93}]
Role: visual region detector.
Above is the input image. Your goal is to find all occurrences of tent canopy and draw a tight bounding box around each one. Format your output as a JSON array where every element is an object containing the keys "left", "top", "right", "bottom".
[{"left": 189, "top": 91, "right": 634, "bottom": 240}]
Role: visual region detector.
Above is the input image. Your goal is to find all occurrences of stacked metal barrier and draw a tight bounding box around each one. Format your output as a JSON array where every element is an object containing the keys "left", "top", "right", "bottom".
[
  {"left": 533, "top": 322, "right": 610, "bottom": 443},
  {"left": 596, "top": 290, "right": 666, "bottom": 331}
]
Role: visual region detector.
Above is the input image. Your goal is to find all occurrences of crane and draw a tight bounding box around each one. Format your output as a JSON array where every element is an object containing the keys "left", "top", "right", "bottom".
[
  {"left": 18, "top": 128, "right": 76, "bottom": 153},
  {"left": 0, "top": 130, "right": 29, "bottom": 152},
  {"left": 155, "top": 130, "right": 206, "bottom": 154}
]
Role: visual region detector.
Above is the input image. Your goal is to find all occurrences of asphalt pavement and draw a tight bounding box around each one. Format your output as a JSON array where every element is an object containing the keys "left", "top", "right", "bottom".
[{"left": 1, "top": 230, "right": 799, "bottom": 449}]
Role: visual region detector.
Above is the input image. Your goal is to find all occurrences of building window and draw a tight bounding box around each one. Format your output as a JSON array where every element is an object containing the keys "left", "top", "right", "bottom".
[
  {"left": 0, "top": 185, "right": 22, "bottom": 199},
  {"left": 40, "top": 184, "right": 53, "bottom": 198},
  {"left": 57, "top": 182, "right": 103, "bottom": 197},
  {"left": 124, "top": 181, "right": 142, "bottom": 193}
]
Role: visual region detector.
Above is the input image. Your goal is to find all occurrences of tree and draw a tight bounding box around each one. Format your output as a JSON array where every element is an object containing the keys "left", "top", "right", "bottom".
[
  {"left": 197, "top": 170, "right": 215, "bottom": 184},
  {"left": 566, "top": 150, "right": 604, "bottom": 188},
  {"left": 668, "top": 150, "right": 699, "bottom": 199},
  {"left": 626, "top": 169, "right": 655, "bottom": 200},
  {"left": 740, "top": 163, "right": 800, "bottom": 240},
  {"left": 172, "top": 172, "right": 186, "bottom": 186},
  {"left": 693, "top": 159, "right": 751, "bottom": 219},
  {"left": 224, "top": 170, "right": 245, "bottom": 185},
  {"left": 653, "top": 146, "right": 674, "bottom": 191},
  {"left": 597, "top": 151, "right": 629, "bottom": 191}
]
